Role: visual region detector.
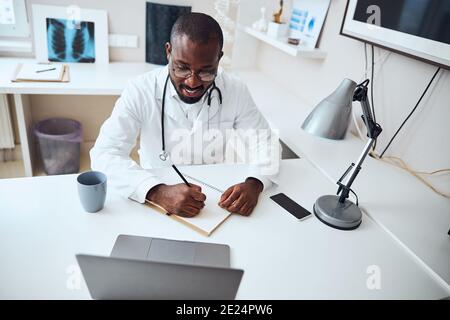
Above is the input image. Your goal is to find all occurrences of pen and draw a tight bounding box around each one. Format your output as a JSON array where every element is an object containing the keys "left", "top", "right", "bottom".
[
  {"left": 171, "top": 164, "right": 191, "bottom": 187},
  {"left": 36, "top": 67, "right": 56, "bottom": 73}
]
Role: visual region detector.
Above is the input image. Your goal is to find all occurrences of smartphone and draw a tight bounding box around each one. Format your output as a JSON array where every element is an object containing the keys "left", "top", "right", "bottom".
[{"left": 270, "top": 193, "right": 312, "bottom": 221}]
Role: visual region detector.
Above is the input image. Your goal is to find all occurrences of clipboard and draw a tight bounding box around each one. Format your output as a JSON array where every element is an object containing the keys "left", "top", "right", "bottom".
[
  {"left": 11, "top": 63, "right": 70, "bottom": 83},
  {"left": 145, "top": 171, "right": 232, "bottom": 236}
]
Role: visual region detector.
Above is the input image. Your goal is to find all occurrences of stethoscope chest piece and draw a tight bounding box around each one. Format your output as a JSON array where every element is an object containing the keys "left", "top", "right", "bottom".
[{"left": 159, "top": 150, "right": 169, "bottom": 162}]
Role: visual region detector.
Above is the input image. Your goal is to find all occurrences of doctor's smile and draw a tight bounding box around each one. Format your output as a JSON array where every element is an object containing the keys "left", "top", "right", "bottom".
[{"left": 180, "top": 84, "right": 204, "bottom": 98}]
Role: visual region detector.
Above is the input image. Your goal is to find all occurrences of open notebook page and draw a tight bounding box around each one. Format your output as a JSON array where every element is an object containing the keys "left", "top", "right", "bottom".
[{"left": 148, "top": 167, "right": 232, "bottom": 236}]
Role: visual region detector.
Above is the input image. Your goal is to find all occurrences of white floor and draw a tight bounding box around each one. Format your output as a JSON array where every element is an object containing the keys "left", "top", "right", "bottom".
[
  {"left": 33, "top": 152, "right": 92, "bottom": 177},
  {"left": 0, "top": 160, "right": 25, "bottom": 179},
  {"left": 1, "top": 143, "right": 139, "bottom": 179}
]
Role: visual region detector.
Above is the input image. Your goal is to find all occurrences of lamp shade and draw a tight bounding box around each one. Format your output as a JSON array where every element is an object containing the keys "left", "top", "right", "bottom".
[{"left": 301, "top": 79, "right": 357, "bottom": 140}]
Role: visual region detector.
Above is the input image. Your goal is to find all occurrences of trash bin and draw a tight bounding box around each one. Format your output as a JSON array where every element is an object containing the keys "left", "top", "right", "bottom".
[{"left": 34, "top": 118, "right": 82, "bottom": 175}]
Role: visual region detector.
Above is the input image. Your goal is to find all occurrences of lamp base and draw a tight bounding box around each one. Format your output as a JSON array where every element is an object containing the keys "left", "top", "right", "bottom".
[{"left": 313, "top": 195, "right": 362, "bottom": 230}]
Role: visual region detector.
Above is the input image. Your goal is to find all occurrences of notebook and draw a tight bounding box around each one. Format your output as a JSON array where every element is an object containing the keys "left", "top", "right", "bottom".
[
  {"left": 145, "top": 168, "right": 232, "bottom": 236},
  {"left": 12, "top": 63, "right": 69, "bottom": 82}
]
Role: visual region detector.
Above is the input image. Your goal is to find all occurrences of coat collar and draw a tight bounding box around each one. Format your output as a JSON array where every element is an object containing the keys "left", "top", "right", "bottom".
[{"left": 155, "top": 66, "right": 177, "bottom": 101}]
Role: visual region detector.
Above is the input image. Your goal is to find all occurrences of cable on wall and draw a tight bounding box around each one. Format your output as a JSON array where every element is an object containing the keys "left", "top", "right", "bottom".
[
  {"left": 379, "top": 66, "right": 441, "bottom": 158},
  {"left": 355, "top": 45, "right": 450, "bottom": 198},
  {"left": 364, "top": 43, "right": 368, "bottom": 79},
  {"left": 370, "top": 45, "right": 377, "bottom": 151}
]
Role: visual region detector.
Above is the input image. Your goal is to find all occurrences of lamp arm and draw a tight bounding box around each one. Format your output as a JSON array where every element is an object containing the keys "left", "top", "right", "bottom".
[
  {"left": 360, "top": 98, "right": 374, "bottom": 139},
  {"left": 336, "top": 80, "right": 382, "bottom": 203},
  {"left": 337, "top": 138, "right": 375, "bottom": 203},
  {"left": 353, "top": 79, "right": 382, "bottom": 139}
]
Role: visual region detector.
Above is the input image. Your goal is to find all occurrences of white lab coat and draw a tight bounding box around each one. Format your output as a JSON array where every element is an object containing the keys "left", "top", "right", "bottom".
[{"left": 90, "top": 66, "right": 278, "bottom": 203}]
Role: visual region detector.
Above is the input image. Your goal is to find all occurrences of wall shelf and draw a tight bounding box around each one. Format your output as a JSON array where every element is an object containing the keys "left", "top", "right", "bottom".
[{"left": 242, "top": 26, "right": 327, "bottom": 59}]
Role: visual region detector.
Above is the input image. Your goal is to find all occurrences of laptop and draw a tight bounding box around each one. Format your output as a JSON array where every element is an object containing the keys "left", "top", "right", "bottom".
[{"left": 76, "top": 235, "right": 243, "bottom": 300}]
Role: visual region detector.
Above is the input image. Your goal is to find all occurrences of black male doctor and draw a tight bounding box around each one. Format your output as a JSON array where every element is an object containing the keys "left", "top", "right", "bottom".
[{"left": 91, "top": 13, "right": 278, "bottom": 218}]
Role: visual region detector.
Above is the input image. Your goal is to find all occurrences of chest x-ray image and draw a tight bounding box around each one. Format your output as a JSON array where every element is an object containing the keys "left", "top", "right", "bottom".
[{"left": 46, "top": 18, "right": 95, "bottom": 63}]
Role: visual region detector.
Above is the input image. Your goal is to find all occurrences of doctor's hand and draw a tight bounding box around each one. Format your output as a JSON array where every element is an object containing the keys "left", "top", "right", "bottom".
[
  {"left": 146, "top": 183, "right": 206, "bottom": 218},
  {"left": 219, "top": 178, "right": 263, "bottom": 216}
]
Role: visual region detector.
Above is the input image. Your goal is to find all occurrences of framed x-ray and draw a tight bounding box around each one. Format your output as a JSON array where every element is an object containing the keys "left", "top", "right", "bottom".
[{"left": 32, "top": 4, "right": 109, "bottom": 64}]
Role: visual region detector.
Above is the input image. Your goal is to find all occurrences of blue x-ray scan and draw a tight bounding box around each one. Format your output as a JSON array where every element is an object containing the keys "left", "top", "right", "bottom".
[{"left": 46, "top": 18, "right": 95, "bottom": 63}]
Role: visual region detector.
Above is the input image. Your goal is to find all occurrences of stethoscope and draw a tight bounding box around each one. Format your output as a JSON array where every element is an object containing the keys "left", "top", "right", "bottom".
[{"left": 159, "top": 74, "right": 223, "bottom": 161}]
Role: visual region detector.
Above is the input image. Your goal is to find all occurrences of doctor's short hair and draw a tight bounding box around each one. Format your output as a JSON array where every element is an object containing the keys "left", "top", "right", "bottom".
[{"left": 170, "top": 12, "right": 224, "bottom": 51}]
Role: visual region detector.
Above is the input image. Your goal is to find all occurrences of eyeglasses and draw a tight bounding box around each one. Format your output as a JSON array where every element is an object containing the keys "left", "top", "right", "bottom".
[{"left": 169, "top": 55, "right": 217, "bottom": 82}]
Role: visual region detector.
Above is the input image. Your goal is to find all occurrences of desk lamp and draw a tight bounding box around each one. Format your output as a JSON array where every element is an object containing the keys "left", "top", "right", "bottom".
[{"left": 301, "top": 79, "right": 382, "bottom": 230}]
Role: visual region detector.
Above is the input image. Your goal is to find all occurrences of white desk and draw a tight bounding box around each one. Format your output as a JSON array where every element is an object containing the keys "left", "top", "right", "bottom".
[
  {"left": 0, "top": 58, "right": 449, "bottom": 295},
  {"left": 0, "top": 160, "right": 448, "bottom": 299},
  {"left": 0, "top": 58, "right": 158, "bottom": 177},
  {"left": 0, "top": 58, "right": 157, "bottom": 95},
  {"left": 234, "top": 70, "right": 450, "bottom": 289}
]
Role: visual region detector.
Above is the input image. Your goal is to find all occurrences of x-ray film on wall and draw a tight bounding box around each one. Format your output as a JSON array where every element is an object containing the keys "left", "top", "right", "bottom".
[
  {"left": 46, "top": 18, "right": 95, "bottom": 63},
  {"left": 32, "top": 4, "right": 108, "bottom": 64}
]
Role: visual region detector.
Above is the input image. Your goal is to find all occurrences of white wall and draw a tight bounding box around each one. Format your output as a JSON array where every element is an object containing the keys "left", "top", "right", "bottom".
[
  {"left": 23, "top": 0, "right": 218, "bottom": 61},
  {"left": 250, "top": 0, "right": 449, "bottom": 178}
]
